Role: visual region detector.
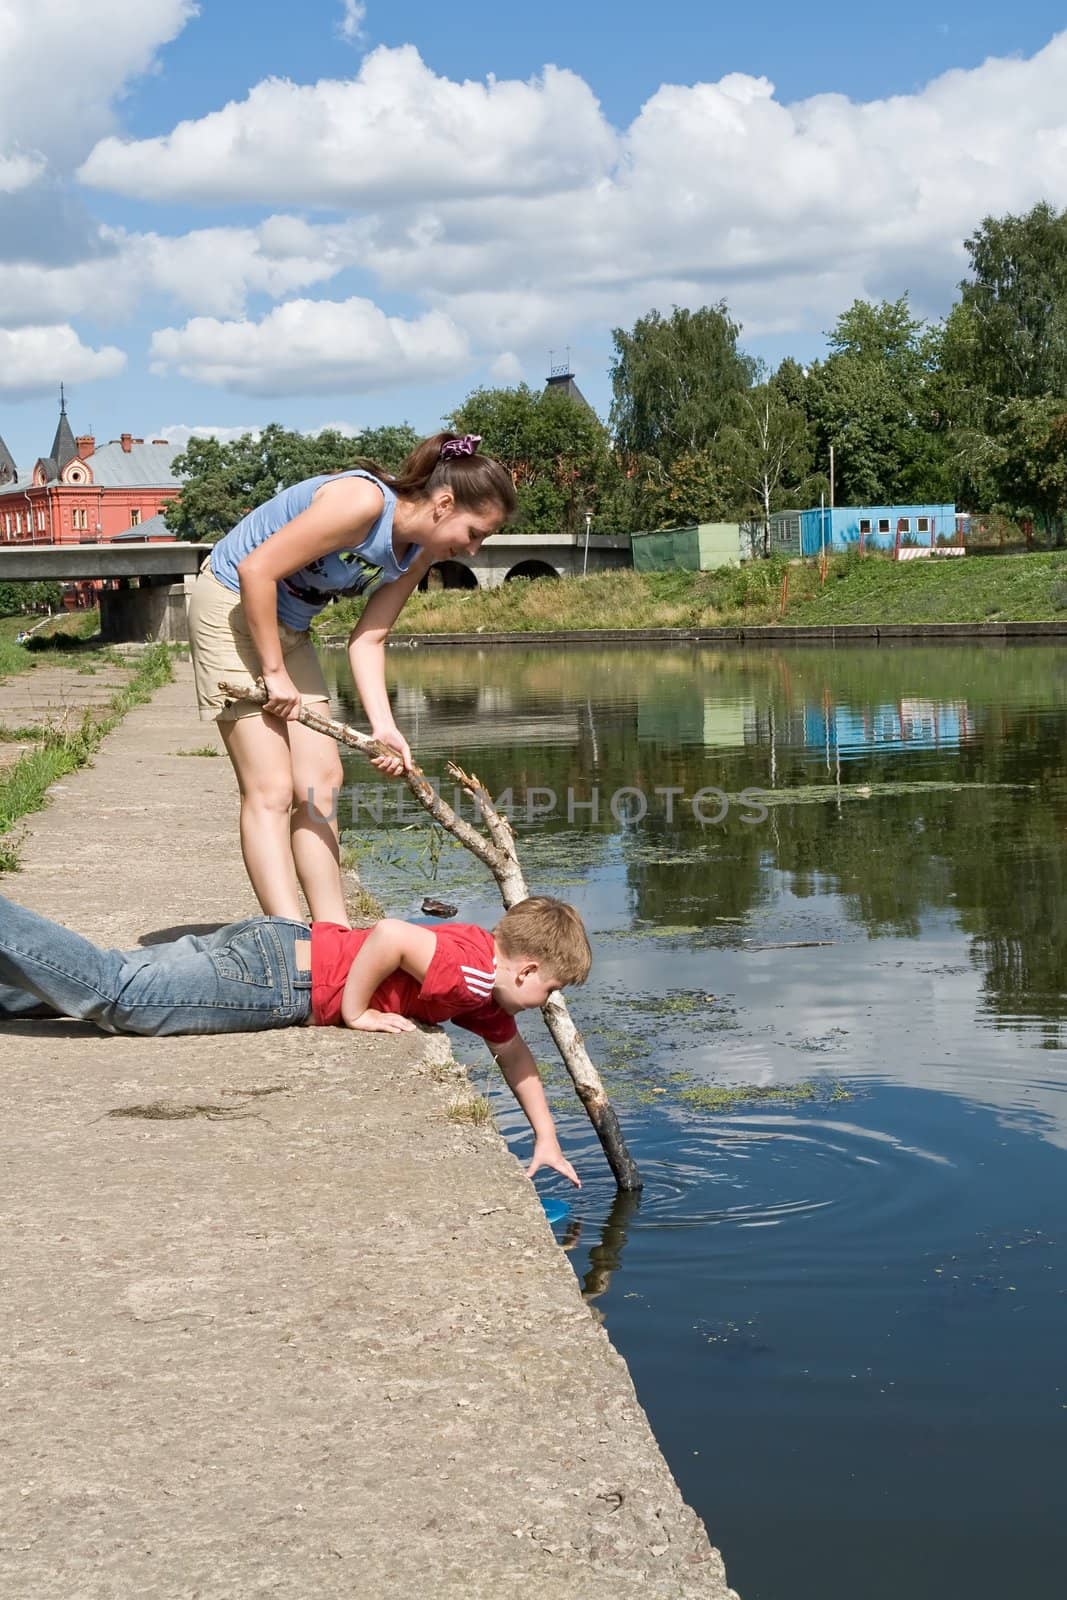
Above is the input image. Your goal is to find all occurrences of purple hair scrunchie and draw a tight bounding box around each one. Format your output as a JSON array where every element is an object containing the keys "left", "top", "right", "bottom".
[{"left": 440, "top": 434, "right": 482, "bottom": 460}]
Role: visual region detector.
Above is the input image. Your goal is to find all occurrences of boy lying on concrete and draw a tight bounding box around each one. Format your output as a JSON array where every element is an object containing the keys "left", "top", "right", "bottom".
[{"left": 0, "top": 894, "right": 589, "bottom": 1187}]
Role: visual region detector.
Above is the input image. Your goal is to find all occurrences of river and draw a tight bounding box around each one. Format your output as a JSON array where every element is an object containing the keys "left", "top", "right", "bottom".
[{"left": 322, "top": 639, "right": 1067, "bottom": 1600}]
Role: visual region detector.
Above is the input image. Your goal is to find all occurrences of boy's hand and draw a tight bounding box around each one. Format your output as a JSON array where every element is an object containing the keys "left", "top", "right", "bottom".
[
  {"left": 526, "top": 1136, "right": 581, "bottom": 1189},
  {"left": 345, "top": 1007, "right": 416, "bottom": 1033}
]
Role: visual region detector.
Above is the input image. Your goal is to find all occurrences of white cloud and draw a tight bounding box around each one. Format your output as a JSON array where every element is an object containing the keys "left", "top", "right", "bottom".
[
  {"left": 0, "top": 0, "right": 196, "bottom": 176},
  {"left": 489, "top": 351, "right": 525, "bottom": 384},
  {"left": 153, "top": 423, "right": 263, "bottom": 450},
  {"left": 0, "top": 218, "right": 368, "bottom": 327},
  {"left": 149, "top": 297, "right": 469, "bottom": 395},
  {"left": 78, "top": 32, "right": 1067, "bottom": 350},
  {"left": 338, "top": 1, "right": 366, "bottom": 42},
  {"left": 79, "top": 44, "right": 617, "bottom": 205},
  {"left": 7, "top": 27, "right": 1067, "bottom": 408},
  {"left": 307, "top": 419, "right": 362, "bottom": 436},
  {"left": 156, "top": 419, "right": 365, "bottom": 449},
  {"left": 0, "top": 325, "right": 126, "bottom": 396},
  {"left": 0, "top": 151, "right": 44, "bottom": 194}
]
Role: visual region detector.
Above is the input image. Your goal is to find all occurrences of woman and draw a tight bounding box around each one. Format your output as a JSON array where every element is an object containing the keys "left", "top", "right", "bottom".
[{"left": 187, "top": 431, "right": 516, "bottom": 924}]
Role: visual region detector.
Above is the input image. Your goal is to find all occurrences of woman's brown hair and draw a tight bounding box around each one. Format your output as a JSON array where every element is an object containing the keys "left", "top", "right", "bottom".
[{"left": 352, "top": 432, "right": 517, "bottom": 521}]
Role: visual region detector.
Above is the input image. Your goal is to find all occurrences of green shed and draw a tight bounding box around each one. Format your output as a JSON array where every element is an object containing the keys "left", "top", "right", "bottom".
[{"left": 630, "top": 522, "right": 742, "bottom": 572}]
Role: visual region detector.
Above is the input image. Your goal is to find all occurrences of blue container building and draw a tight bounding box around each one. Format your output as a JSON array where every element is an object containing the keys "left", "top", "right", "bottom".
[{"left": 768, "top": 504, "right": 958, "bottom": 557}]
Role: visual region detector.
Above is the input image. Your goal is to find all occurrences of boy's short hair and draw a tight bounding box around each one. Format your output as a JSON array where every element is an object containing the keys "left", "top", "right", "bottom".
[{"left": 493, "top": 897, "right": 592, "bottom": 987}]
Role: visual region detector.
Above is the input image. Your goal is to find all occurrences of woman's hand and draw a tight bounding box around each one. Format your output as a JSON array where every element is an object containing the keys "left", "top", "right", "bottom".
[
  {"left": 260, "top": 668, "right": 302, "bottom": 721},
  {"left": 369, "top": 723, "right": 413, "bottom": 777}
]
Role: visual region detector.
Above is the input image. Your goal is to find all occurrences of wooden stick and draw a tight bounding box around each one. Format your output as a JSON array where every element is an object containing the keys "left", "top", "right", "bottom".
[{"left": 219, "top": 680, "right": 643, "bottom": 1191}]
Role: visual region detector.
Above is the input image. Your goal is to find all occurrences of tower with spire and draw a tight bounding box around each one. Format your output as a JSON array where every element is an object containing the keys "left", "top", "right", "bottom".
[{"left": 36, "top": 383, "right": 79, "bottom": 483}]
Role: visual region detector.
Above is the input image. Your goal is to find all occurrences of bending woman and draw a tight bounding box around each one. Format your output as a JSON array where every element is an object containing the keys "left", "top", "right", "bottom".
[{"left": 187, "top": 432, "right": 516, "bottom": 925}]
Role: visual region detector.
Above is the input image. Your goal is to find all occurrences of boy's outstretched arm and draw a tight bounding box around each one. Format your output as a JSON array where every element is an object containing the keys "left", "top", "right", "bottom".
[
  {"left": 340, "top": 919, "right": 436, "bottom": 1031},
  {"left": 491, "top": 1033, "right": 581, "bottom": 1189}
]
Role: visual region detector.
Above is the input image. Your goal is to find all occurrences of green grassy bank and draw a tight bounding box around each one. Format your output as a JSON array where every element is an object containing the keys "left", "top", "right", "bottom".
[
  {"left": 0, "top": 610, "right": 101, "bottom": 676},
  {"left": 0, "top": 642, "right": 173, "bottom": 871},
  {"left": 315, "top": 550, "right": 1067, "bottom": 639}
]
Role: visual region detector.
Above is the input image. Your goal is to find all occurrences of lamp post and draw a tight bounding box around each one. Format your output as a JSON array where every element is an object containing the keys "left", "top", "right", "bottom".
[{"left": 583, "top": 510, "right": 592, "bottom": 577}]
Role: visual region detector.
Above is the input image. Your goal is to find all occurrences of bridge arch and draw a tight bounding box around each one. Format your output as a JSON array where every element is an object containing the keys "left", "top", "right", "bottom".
[
  {"left": 504, "top": 560, "right": 560, "bottom": 583},
  {"left": 419, "top": 560, "right": 478, "bottom": 592}
]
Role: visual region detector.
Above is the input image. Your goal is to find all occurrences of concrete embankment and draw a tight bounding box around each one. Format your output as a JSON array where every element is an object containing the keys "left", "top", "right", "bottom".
[
  {"left": 369, "top": 619, "right": 1067, "bottom": 648},
  {"left": 0, "top": 661, "right": 736, "bottom": 1599}
]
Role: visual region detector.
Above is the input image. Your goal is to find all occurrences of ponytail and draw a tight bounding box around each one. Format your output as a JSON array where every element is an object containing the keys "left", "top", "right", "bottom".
[{"left": 350, "top": 431, "right": 517, "bottom": 520}]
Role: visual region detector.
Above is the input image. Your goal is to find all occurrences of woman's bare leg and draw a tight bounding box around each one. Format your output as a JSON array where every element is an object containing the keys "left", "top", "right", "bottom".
[
  {"left": 287, "top": 710, "right": 349, "bottom": 925},
  {"left": 219, "top": 713, "right": 304, "bottom": 919}
]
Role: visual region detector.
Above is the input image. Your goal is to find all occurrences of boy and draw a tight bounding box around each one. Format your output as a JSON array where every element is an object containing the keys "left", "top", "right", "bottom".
[{"left": 0, "top": 894, "right": 589, "bottom": 1187}]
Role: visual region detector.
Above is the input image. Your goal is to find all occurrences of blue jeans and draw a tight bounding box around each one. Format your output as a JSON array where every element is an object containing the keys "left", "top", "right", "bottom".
[{"left": 0, "top": 896, "right": 312, "bottom": 1036}]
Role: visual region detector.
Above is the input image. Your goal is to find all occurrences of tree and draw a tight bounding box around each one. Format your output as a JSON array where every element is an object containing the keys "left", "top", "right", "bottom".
[
  {"left": 0, "top": 580, "right": 63, "bottom": 616},
  {"left": 804, "top": 296, "right": 950, "bottom": 504},
  {"left": 957, "top": 203, "right": 1067, "bottom": 402},
  {"left": 449, "top": 384, "right": 613, "bottom": 536},
  {"left": 719, "top": 383, "right": 818, "bottom": 550},
  {"left": 164, "top": 423, "right": 418, "bottom": 542},
  {"left": 981, "top": 396, "right": 1067, "bottom": 545},
  {"left": 609, "top": 304, "right": 756, "bottom": 466}
]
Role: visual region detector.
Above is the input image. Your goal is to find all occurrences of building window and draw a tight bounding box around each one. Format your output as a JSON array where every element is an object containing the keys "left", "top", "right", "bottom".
[
  {"left": 15, "top": 512, "right": 22, "bottom": 534},
  {"left": 917, "top": 517, "right": 930, "bottom": 533},
  {"left": 3, "top": 513, "right": 10, "bottom": 536},
  {"left": 878, "top": 518, "right": 890, "bottom": 534},
  {"left": 859, "top": 519, "right": 872, "bottom": 535},
  {"left": 72, "top": 508, "right": 88, "bottom": 531},
  {"left": 899, "top": 517, "right": 911, "bottom": 533},
  {"left": 36, "top": 509, "right": 45, "bottom": 532},
  {"left": 130, "top": 508, "right": 141, "bottom": 527}
]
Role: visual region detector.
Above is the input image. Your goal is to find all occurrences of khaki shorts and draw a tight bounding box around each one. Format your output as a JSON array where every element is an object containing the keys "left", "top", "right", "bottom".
[{"left": 188, "top": 562, "right": 329, "bottom": 722}]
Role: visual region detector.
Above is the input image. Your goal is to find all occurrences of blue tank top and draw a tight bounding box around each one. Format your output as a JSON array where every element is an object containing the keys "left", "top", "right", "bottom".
[{"left": 209, "top": 469, "right": 418, "bottom": 631}]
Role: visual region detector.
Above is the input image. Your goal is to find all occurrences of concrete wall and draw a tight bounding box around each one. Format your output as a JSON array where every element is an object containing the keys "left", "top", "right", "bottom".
[
  {"left": 99, "top": 581, "right": 191, "bottom": 644},
  {"left": 454, "top": 534, "right": 631, "bottom": 589}
]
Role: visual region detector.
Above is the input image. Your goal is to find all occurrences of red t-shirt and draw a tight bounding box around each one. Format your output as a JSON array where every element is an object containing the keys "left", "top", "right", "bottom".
[{"left": 310, "top": 921, "right": 518, "bottom": 1045}]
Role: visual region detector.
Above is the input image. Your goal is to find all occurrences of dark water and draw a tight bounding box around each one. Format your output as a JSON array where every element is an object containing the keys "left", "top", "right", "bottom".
[{"left": 323, "top": 641, "right": 1067, "bottom": 1600}]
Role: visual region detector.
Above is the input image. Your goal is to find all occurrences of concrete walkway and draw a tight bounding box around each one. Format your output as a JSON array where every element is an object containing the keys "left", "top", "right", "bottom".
[{"left": 0, "top": 663, "right": 736, "bottom": 1599}]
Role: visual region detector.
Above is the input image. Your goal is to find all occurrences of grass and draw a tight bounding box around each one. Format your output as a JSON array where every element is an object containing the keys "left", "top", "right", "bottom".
[
  {"left": 312, "top": 550, "right": 1067, "bottom": 637},
  {"left": 794, "top": 549, "right": 1067, "bottom": 624},
  {"left": 0, "top": 610, "right": 102, "bottom": 676},
  {"left": 338, "top": 842, "right": 386, "bottom": 921},
  {"left": 174, "top": 745, "right": 222, "bottom": 757},
  {"left": 446, "top": 1092, "right": 494, "bottom": 1126},
  {"left": 0, "top": 643, "right": 174, "bottom": 871}
]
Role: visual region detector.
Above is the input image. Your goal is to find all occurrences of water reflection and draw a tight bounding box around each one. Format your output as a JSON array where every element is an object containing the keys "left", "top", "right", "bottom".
[
  {"left": 319, "top": 639, "right": 1067, "bottom": 1600},
  {"left": 323, "top": 642, "right": 1067, "bottom": 1040}
]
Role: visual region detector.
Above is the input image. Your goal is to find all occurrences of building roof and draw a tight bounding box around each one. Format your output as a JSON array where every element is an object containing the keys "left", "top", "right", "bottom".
[
  {"left": 112, "top": 512, "right": 172, "bottom": 541},
  {"left": 543, "top": 371, "right": 596, "bottom": 414},
  {"left": 49, "top": 392, "right": 78, "bottom": 475},
  {"left": 0, "top": 431, "right": 16, "bottom": 485},
  {"left": 82, "top": 439, "right": 183, "bottom": 488},
  {"left": 0, "top": 466, "right": 29, "bottom": 500}
]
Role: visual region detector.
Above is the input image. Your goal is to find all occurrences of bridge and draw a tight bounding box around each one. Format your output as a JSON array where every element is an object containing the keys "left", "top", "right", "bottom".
[
  {"left": 0, "top": 532, "right": 634, "bottom": 642},
  {"left": 0, "top": 543, "right": 210, "bottom": 643},
  {"left": 427, "top": 533, "right": 631, "bottom": 590}
]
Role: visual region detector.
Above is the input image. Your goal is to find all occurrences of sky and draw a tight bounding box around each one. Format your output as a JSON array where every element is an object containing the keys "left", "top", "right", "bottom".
[{"left": 2, "top": 1, "right": 1066, "bottom": 464}]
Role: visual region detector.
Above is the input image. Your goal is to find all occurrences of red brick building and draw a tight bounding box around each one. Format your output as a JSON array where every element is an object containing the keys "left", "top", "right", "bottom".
[{"left": 0, "top": 393, "right": 182, "bottom": 545}]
